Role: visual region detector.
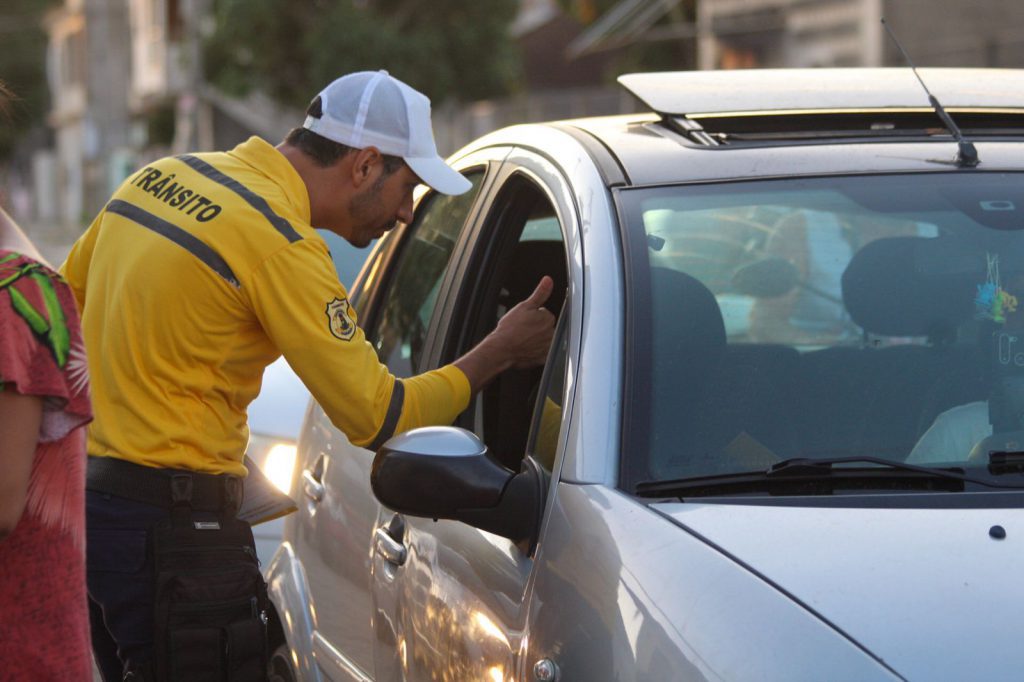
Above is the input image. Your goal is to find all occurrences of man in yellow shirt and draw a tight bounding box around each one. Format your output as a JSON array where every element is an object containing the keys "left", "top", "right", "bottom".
[{"left": 65, "top": 70, "right": 555, "bottom": 681}]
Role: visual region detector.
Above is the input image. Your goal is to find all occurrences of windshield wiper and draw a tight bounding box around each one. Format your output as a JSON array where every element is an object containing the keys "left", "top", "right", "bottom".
[{"left": 635, "top": 456, "right": 1024, "bottom": 499}]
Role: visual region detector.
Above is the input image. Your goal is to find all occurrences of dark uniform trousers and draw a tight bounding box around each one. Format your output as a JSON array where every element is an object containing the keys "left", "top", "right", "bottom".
[
  {"left": 87, "top": 491, "right": 173, "bottom": 680},
  {"left": 85, "top": 457, "right": 260, "bottom": 682},
  {"left": 87, "top": 491, "right": 239, "bottom": 681}
]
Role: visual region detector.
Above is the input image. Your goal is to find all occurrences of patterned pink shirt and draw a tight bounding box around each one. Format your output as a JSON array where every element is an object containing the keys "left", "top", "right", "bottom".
[{"left": 0, "top": 250, "right": 92, "bottom": 681}]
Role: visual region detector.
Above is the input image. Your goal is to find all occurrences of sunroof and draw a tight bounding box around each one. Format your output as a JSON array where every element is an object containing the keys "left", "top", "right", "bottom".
[{"left": 675, "top": 109, "right": 1024, "bottom": 146}]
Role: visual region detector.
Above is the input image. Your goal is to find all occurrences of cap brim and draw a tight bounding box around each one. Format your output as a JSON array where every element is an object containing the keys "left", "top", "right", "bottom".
[{"left": 405, "top": 156, "right": 473, "bottom": 196}]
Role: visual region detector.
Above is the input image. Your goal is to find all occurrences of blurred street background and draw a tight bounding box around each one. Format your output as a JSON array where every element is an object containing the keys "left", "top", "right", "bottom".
[{"left": 4, "top": 0, "right": 1024, "bottom": 263}]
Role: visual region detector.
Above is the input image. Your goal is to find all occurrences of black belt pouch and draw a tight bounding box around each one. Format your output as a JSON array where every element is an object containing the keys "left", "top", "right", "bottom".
[{"left": 152, "top": 506, "right": 269, "bottom": 682}]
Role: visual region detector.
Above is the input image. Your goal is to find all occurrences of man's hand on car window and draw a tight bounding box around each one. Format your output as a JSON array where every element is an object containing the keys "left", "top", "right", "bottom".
[
  {"left": 454, "top": 276, "right": 556, "bottom": 393},
  {"left": 495, "top": 276, "right": 557, "bottom": 369}
]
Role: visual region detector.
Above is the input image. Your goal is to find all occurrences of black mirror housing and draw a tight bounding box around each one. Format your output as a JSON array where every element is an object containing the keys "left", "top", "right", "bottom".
[{"left": 371, "top": 426, "right": 545, "bottom": 545}]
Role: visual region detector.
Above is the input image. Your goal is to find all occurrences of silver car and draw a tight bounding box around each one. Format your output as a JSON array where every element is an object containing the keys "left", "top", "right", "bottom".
[{"left": 266, "top": 68, "right": 1024, "bottom": 682}]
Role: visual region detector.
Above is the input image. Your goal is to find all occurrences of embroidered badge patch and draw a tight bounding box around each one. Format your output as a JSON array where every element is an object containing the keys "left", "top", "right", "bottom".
[{"left": 326, "top": 297, "right": 356, "bottom": 341}]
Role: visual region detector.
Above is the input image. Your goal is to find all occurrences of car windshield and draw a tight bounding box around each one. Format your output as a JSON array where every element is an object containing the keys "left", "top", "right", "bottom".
[{"left": 619, "top": 172, "right": 1024, "bottom": 490}]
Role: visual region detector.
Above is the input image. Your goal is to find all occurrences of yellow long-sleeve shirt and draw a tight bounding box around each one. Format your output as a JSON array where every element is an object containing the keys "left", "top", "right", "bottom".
[{"left": 61, "top": 136, "right": 470, "bottom": 476}]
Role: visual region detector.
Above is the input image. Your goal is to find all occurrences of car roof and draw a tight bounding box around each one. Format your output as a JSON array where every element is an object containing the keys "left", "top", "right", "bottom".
[
  {"left": 564, "top": 115, "right": 1024, "bottom": 186},
  {"left": 463, "top": 68, "right": 1024, "bottom": 188}
]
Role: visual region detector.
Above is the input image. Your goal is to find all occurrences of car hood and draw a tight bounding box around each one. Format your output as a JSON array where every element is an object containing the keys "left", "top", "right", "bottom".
[{"left": 652, "top": 498, "right": 1024, "bottom": 680}]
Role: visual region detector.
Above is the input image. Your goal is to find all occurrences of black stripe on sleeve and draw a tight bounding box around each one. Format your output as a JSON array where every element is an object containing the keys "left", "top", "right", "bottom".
[
  {"left": 106, "top": 200, "right": 240, "bottom": 287},
  {"left": 367, "top": 379, "right": 406, "bottom": 452},
  {"left": 177, "top": 155, "right": 302, "bottom": 243}
]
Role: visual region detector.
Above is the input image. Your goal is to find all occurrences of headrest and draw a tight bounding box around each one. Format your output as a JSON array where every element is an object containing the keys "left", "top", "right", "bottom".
[
  {"left": 650, "top": 267, "right": 727, "bottom": 382},
  {"left": 508, "top": 240, "right": 568, "bottom": 315},
  {"left": 841, "top": 237, "right": 975, "bottom": 337}
]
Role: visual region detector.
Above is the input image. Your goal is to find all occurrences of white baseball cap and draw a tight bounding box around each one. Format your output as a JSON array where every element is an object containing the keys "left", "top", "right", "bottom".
[{"left": 302, "top": 70, "right": 471, "bottom": 196}]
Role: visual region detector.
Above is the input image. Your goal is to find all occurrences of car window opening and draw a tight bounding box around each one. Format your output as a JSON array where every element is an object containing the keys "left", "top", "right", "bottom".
[
  {"left": 367, "top": 171, "right": 485, "bottom": 378},
  {"left": 456, "top": 176, "right": 569, "bottom": 472}
]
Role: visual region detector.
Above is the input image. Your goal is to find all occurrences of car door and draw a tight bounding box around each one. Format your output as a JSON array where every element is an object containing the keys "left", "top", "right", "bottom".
[
  {"left": 369, "top": 152, "right": 580, "bottom": 681},
  {"left": 289, "top": 155, "right": 497, "bottom": 682}
]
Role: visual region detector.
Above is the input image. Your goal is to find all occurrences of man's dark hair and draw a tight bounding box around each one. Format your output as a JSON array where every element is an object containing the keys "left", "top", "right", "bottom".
[{"left": 285, "top": 96, "right": 404, "bottom": 175}]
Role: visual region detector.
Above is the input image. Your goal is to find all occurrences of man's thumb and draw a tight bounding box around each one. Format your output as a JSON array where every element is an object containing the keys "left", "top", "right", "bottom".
[{"left": 524, "top": 275, "right": 554, "bottom": 307}]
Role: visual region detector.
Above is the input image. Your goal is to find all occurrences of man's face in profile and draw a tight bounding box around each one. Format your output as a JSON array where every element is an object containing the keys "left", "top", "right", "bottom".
[{"left": 346, "top": 162, "right": 419, "bottom": 248}]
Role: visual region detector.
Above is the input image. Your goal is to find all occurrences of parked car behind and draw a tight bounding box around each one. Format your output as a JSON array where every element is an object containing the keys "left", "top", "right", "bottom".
[
  {"left": 245, "top": 355, "right": 309, "bottom": 567},
  {"left": 266, "top": 68, "right": 1024, "bottom": 681}
]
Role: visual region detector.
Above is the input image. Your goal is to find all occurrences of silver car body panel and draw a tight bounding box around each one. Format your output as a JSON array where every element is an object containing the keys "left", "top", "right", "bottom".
[
  {"left": 264, "top": 541, "right": 322, "bottom": 682},
  {"left": 369, "top": 515, "right": 534, "bottom": 680},
  {"left": 285, "top": 404, "right": 381, "bottom": 681},
  {"left": 312, "top": 632, "right": 373, "bottom": 682},
  {"left": 524, "top": 483, "right": 898, "bottom": 681},
  {"left": 656, "top": 498, "right": 1024, "bottom": 680}
]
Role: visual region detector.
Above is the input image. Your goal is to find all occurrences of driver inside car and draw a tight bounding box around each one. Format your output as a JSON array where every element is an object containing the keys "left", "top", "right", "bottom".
[{"left": 909, "top": 270, "right": 1024, "bottom": 464}]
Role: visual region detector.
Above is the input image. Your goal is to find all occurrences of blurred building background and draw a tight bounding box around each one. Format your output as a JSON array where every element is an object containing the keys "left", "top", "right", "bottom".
[{"left": 2, "top": 0, "right": 1024, "bottom": 245}]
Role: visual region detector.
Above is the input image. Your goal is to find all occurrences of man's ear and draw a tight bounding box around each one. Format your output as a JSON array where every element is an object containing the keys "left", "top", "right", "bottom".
[{"left": 350, "top": 147, "right": 382, "bottom": 188}]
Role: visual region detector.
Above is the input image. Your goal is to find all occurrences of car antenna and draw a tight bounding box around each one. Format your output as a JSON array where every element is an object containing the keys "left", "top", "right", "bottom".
[{"left": 881, "top": 17, "right": 980, "bottom": 168}]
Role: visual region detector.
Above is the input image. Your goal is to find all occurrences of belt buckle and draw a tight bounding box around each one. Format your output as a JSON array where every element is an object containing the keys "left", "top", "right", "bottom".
[
  {"left": 223, "top": 476, "right": 242, "bottom": 513},
  {"left": 170, "top": 474, "right": 194, "bottom": 506}
]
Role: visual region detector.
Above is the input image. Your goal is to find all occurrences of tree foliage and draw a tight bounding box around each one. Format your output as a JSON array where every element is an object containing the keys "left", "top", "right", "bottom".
[
  {"left": 0, "top": 0, "right": 57, "bottom": 159},
  {"left": 204, "top": 0, "right": 522, "bottom": 109}
]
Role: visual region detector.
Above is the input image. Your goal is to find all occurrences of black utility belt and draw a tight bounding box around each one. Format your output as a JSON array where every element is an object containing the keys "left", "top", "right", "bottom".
[{"left": 86, "top": 455, "right": 242, "bottom": 514}]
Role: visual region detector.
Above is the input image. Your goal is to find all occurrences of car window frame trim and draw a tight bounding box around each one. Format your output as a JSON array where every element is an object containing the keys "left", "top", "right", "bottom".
[
  {"left": 354, "top": 156, "right": 502, "bottom": 364},
  {"left": 418, "top": 148, "right": 515, "bottom": 368}
]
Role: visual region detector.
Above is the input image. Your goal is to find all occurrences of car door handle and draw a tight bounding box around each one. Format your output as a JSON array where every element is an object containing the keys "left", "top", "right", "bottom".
[
  {"left": 302, "top": 469, "right": 324, "bottom": 503},
  {"left": 374, "top": 527, "right": 407, "bottom": 566}
]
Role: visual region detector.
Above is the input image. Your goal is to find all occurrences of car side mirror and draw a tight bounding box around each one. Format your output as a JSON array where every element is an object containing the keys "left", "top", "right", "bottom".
[{"left": 370, "top": 426, "right": 545, "bottom": 547}]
